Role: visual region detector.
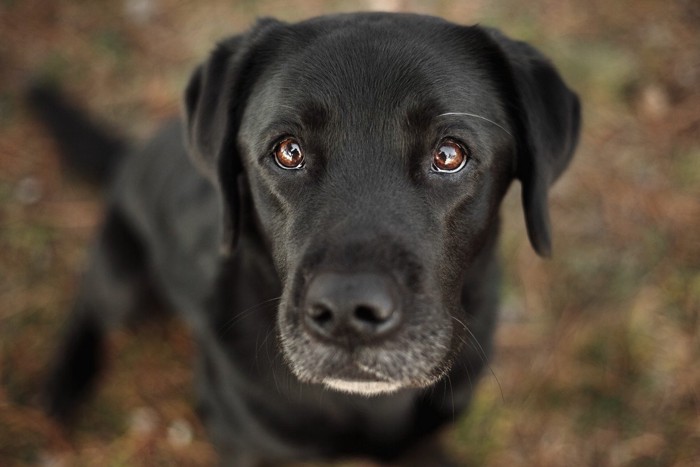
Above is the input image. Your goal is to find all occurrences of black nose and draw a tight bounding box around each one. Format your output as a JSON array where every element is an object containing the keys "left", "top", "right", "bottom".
[{"left": 303, "top": 272, "right": 401, "bottom": 343}]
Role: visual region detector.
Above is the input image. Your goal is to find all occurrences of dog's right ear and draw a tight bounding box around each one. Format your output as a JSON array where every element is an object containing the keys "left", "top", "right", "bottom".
[{"left": 183, "top": 19, "right": 283, "bottom": 255}]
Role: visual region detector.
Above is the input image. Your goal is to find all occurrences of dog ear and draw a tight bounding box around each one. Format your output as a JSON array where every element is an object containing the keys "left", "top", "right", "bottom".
[
  {"left": 183, "top": 19, "right": 283, "bottom": 255},
  {"left": 486, "top": 29, "right": 581, "bottom": 256}
]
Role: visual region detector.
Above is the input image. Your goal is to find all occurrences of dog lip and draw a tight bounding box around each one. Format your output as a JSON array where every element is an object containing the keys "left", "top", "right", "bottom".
[
  {"left": 323, "top": 361, "right": 393, "bottom": 383},
  {"left": 322, "top": 379, "right": 404, "bottom": 396}
]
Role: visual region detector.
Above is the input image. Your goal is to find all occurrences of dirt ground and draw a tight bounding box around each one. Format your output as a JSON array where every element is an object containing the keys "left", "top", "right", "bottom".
[{"left": 0, "top": 0, "right": 698, "bottom": 466}]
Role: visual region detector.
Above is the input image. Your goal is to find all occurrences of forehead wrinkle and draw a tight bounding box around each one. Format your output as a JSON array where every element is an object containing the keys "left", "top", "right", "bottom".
[
  {"left": 247, "top": 97, "right": 328, "bottom": 144},
  {"left": 298, "top": 100, "right": 329, "bottom": 131},
  {"left": 283, "top": 33, "right": 441, "bottom": 116}
]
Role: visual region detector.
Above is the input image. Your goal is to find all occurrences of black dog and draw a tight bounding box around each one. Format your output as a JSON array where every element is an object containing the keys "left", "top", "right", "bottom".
[{"left": 30, "top": 12, "right": 580, "bottom": 465}]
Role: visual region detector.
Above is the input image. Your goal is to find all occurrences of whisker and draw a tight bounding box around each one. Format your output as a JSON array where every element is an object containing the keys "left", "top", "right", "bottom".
[
  {"left": 436, "top": 112, "right": 513, "bottom": 136},
  {"left": 447, "top": 374, "right": 455, "bottom": 422},
  {"left": 259, "top": 327, "right": 282, "bottom": 395},
  {"left": 222, "top": 296, "right": 282, "bottom": 335},
  {"left": 463, "top": 358, "right": 474, "bottom": 397},
  {"left": 258, "top": 327, "right": 276, "bottom": 357},
  {"left": 441, "top": 371, "right": 448, "bottom": 407},
  {"left": 452, "top": 317, "right": 485, "bottom": 358},
  {"left": 452, "top": 315, "right": 505, "bottom": 403}
]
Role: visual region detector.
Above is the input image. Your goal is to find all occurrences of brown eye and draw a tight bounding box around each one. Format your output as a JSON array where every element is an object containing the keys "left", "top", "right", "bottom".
[
  {"left": 432, "top": 139, "right": 468, "bottom": 173},
  {"left": 274, "top": 137, "right": 305, "bottom": 169}
]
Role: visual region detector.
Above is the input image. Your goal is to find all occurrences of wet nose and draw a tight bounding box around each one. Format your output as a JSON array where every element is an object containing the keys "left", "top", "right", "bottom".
[{"left": 303, "top": 272, "right": 401, "bottom": 343}]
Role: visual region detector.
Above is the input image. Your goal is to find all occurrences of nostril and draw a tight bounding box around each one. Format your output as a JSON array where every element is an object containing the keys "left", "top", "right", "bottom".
[
  {"left": 309, "top": 304, "right": 334, "bottom": 326},
  {"left": 354, "top": 305, "right": 391, "bottom": 325}
]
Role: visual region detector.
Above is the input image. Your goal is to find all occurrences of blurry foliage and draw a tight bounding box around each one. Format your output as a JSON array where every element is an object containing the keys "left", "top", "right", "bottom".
[{"left": 1, "top": 0, "right": 698, "bottom": 466}]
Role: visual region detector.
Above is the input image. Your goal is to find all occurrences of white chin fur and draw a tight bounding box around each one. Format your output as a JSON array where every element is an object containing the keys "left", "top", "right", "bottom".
[{"left": 323, "top": 379, "right": 403, "bottom": 396}]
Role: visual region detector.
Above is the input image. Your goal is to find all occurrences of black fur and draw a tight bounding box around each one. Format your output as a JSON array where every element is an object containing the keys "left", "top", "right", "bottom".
[{"left": 31, "top": 13, "right": 580, "bottom": 465}]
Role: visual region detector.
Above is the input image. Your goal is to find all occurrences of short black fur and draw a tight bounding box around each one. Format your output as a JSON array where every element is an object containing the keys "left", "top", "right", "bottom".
[{"left": 30, "top": 12, "right": 580, "bottom": 465}]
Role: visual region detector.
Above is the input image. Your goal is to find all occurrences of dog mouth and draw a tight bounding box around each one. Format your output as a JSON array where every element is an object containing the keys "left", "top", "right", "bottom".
[{"left": 320, "top": 361, "right": 403, "bottom": 396}]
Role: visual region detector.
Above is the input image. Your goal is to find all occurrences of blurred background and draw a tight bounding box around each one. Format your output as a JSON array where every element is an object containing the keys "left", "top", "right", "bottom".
[{"left": 0, "top": 0, "right": 698, "bottom": 465}]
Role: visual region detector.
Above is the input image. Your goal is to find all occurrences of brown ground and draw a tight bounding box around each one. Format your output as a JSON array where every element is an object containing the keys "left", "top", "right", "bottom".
[{"left": 1, "top": 0, "right": 698, "bottom": 466}]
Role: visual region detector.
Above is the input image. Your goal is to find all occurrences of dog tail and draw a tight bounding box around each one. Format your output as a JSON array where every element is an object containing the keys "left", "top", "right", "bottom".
[{"left": 26, "top": 83, "right": 127, "bottom": 184}]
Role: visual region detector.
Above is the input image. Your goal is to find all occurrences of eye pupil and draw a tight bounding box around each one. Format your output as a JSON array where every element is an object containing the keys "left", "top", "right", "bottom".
[
  {"left": 432, "top": 140, "right": 467, "bottom": 172},
  {"left": 275, "top": 138, "right": 305, "bottom": 169}
]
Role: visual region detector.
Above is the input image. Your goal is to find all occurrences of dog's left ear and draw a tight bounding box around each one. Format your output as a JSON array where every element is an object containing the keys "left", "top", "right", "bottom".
[
  {"left": 486, "top": 29, "right": 581, "bottom": 257},
  {"left": 183, "top": 19, "right": 284, "bottom": 255}
]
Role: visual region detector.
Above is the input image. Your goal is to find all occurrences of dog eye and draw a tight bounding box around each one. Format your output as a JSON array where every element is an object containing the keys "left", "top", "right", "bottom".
[
  {"left": 274, "top": 137, "right": 305, "bottom": 169},
  {"left": 431, "top": 139, "right": 468, "bottom": 173}
]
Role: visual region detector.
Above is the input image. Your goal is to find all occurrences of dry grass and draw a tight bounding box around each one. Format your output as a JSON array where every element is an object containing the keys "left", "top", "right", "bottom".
[{"left": 1, "top": 0, "right": 698, "bottom": 465}]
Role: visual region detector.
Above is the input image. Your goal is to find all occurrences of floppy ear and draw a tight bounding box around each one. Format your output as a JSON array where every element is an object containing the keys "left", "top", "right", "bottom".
[
  {"left": 486, "top": 29, "right": 581, "bottom": 256},
  {"left": 183, "top": 19, "right": 283, "bottom": 255}
]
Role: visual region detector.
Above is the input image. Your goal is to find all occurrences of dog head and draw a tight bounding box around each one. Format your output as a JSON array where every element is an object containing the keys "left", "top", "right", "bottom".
[{"left": 184, "top": 13, "right": 580, "bottom": 395}]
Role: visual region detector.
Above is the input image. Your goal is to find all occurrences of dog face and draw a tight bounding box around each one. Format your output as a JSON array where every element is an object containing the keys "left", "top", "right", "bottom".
[{"left": 184, "top": 14, "right": 580, "bottom": 395}]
